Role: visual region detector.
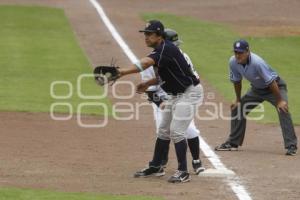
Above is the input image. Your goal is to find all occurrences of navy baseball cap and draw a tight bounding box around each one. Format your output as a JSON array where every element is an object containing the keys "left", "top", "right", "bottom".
[
  {"left": 233, "top": 39, "right": 249, "bottom": 52},
  {"left": 139, "top": 20, "right": 164, "bottom": 35}
]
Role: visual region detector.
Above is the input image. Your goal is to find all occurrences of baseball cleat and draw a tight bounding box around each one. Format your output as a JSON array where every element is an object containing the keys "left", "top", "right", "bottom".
[
  {"left": 286, "top": 145, "right": 297, "bottom": 156},
  {"left": 134, "top": 166, "right": 165, "bottom": 178},
  {"left": 215, "top": 142, "right": 238, "bottom": 151},
  {"left": 168, "top": 170, "right": 191, "bottom": 183},
  {"left": 192, "top": 159, "right": 205, "bottom": 174}
]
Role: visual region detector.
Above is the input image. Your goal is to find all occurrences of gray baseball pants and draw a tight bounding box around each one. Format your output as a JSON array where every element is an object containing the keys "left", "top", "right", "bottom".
[
  {"left": 227, "top": 78, "right": 297, "bottom": 149},
  {"left": 157, "top": 84, "right": 203, "bottom": 143}
]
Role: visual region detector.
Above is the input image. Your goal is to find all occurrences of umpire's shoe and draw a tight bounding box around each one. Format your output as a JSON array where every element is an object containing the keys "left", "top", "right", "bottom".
[
  {"left": 134, "top": 166, "right": 165, "bottom": 178},
  {"left": 286, "top": 145, "right": 297, "bottom": 156},
  {"left": 192, "top": 159, "right": 205, "bottom": 174},
  {"left": 168, "top": 170, "right": 191, "bottom": 183},
  {"left": 215, "top": 142, "right": 238, "bottom": 151}
]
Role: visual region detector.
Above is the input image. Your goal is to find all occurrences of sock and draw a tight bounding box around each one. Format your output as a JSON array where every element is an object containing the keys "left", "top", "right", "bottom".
[
  {"left": 161, "top": 140, "right": 170, "bottom": 163},
  {"left": 174, "top": 139, "right": 188, "bottom": 171},
  {"left": 149, "top": 138, "right": 170, "bottom": 167},
  {"left": 187, "top": 136, "right": 200, "bottom": 161}
]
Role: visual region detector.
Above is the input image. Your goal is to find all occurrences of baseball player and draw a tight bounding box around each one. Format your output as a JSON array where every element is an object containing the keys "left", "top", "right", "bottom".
[
  {"left": 118, "top": 20, "right": 203, "bottom": 183},
  {"left": 141, "top": 28, "right": 204, "bottom": 175},
  {"left": 215, "top": 39, "right": 298, "bottom": 156}
]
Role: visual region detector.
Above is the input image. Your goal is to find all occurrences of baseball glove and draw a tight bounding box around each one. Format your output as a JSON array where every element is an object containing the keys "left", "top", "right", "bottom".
[{"left": 93, "top": 65, "right": 121, "bottom": 86}]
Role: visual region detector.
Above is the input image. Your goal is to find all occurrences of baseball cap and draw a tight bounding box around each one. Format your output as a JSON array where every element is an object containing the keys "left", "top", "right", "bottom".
[
  {"left": 233, "top": 39, "right": 249, "bottom": 52},
  {"left": 139, "top": 20, "right": 164, "bottom": 35}
]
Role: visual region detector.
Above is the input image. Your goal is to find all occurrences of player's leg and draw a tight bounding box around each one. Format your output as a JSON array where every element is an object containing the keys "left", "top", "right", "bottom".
[
  {"left": 186, "top": 120, "right": 200, "bottom": 160},
  {"left": 152, "top": 103, "right": 170, "bottom": 167},
  {"left": 168, "top": 84, "right": 203, "bottom": 183},
  {"left": 215, "top": 89, "right": 264, "bottom": 151},
  {"left": 186, "top": 120, "right": 205, "bottom": 174},
  {"left": 263, "top": 79, "right": 297, "bottom": 155},
  {"left": 152, "top": 103, "right": 162, "bottom": 131},
  {"left": 134, "top": 101, "right": 172, "bottom": 178}
]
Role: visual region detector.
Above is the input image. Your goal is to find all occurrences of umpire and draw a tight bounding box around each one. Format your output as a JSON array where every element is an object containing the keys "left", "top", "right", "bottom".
[
  {"left": 118, "top": 20, "right": 203, "bottom": 183},
  {"left": 215, "top": 39, "right": 298, "bottom": 156}
]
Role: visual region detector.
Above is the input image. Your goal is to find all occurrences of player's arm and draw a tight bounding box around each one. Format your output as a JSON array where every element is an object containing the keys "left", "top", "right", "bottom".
[
  {"left": 256, "top": 60, "right": 288, "bottom": 113},
  {"left": 119, "top": 57, "right": 155, "bottom": 76},
  {"left": 233, "top": 81, "right": 242, "bottom": 102},
  {"left": 229, "top": 60, "right": 242, "bottom": 109},
  {"left": 231, "top": 81, "right": 242, "bottom": 110},
  {"left": 136, "top": 77, "right": 159, "bottom": 94},
  {"left": 268, "top": 80, "right": 288, "bottom": 113}
]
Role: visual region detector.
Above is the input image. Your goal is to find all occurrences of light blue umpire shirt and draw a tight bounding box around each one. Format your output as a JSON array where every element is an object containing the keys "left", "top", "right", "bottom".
[{"left": 229, "top": 52, "right": 279, "bottom": 89}]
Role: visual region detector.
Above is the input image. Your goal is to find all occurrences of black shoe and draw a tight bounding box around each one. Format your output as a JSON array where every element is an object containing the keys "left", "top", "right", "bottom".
[
  {"left": 215, "top": 142, "right": 238, "bottom": 151},
  {"left": 192, "top": 159, "right": 205, "bottom": 174},
  {"left": 286, "top": 145, "right": 297, "bottom": 156},
  {"left": 134, "top": 166, "right": 165, "bottom": 178},
  {"left": 168, "top": 170, "right": 191, "bottom": 183}
]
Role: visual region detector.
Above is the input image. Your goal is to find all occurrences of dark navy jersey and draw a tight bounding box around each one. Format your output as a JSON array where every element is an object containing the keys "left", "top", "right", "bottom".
[{"left": 147, "top": 40, "right": 199, "bottom": 95}]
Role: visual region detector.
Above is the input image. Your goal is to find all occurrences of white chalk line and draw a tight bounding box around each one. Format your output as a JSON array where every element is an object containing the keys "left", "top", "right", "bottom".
[{"left": 89, "top": 0, "right": 252, "bottom": 199}]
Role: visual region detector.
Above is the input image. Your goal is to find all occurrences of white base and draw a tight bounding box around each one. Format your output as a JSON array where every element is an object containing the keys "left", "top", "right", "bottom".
[{"left": 198, "top": 168, "right": 235, "bottom": 177}]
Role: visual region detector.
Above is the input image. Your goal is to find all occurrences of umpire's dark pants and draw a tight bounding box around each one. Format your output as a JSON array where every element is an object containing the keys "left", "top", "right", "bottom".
[{"left": 227, "top": 79, "right": 297, "bottom": 149}]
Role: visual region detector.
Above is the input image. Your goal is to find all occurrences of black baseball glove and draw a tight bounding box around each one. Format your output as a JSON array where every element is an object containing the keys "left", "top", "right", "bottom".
[{"left": 93, "top": 65, "right": 121, "bottom": 86}]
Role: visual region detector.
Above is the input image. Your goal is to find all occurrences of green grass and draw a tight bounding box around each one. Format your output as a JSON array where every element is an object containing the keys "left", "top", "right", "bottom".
[
  {"left": 142, "top": 13, "right": 300, "bottom": 124},
  {"left": 0, "top": 188, "right": 163, "bottom": 200},
  {"left": 0, "top": 5, "right": 112, "bottom": 115}
]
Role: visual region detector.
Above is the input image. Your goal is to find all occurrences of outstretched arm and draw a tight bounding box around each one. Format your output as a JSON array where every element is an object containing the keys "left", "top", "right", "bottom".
[{"left": 119, "top": 57, "right": 155, "bottom": 76}]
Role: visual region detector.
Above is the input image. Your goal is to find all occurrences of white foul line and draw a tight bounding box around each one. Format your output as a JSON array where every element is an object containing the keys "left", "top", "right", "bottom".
[
  {"left": 89, "top": 0, "right": 138, "bottom": 64},
  {"left": 89, "top": 0, "right": 252, "bottom": 199},
  {"left": 199, "top": 136, "right": 252, "bottom": 200}
]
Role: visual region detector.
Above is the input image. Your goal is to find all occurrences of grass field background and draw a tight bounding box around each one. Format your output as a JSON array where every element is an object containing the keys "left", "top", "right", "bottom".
[
  {"left": 0, "top": 188, "right": 163, "bottom": 200},
  {"left": 142, "top": 13, "right": 300, "bottom": 124},
  {"left": 0, "top": 5, "right": 298, "bottom": 200},
  {"left": 0, "top": 5, "right": 112, "bottom": 115}
]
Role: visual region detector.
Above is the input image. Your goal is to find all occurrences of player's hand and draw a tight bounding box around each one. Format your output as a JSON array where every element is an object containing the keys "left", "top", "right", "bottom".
[
  {"left": 230, "top": 100, "right": 240, "bottom": 110},
  {"left": 159, "top": 101, "right": 166, "bottom": 110},
  {"left": 136, "top": 82, "right": 149, "bottom": 94},
  {"left": 277, "top": 100, "right": 289, "bottom": 113},
  {"left": 118, "top": 68, "right": 125, "bottom": 77}
]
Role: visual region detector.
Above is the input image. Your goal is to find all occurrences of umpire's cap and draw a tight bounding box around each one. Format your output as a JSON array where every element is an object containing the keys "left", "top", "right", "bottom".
[
  {"left": 164, "top": 28, "right": 182, "bottom": 46},
  {"left": 233, "top": 39, "right": 249, "bottom": 52},
  {"left": 139, "top": 20, "right": 164, "bottom": 36}
]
